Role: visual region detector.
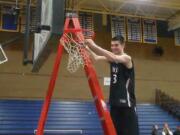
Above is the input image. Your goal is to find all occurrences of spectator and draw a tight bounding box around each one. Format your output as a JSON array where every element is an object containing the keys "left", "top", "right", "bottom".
[
  {"left": 162, "top": 123, "right": 173, "bottom": 135},
  {"left": 151, "top": 125, "right": 161, "bottom": 135},
  {"left": 174, "top": 126, "right": 180, "bottom": 135}
]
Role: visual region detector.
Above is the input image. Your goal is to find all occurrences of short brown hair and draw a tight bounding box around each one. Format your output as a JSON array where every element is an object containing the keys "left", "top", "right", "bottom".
[{"left": 112, "top": 35, "right": 125, "bottom": 45}]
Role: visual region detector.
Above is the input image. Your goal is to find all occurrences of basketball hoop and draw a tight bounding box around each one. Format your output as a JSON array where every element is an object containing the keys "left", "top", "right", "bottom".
[
  {"left": 60, "top": 29, "right": 94, "bottom": 73},
  {"left": 0, "top": 45, "right": 8, "bottom": 64}
]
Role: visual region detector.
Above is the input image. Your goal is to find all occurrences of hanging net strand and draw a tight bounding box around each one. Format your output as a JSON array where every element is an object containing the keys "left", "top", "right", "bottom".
[{"left": 60, "top": 30, "right": 93, "bottom": 73}]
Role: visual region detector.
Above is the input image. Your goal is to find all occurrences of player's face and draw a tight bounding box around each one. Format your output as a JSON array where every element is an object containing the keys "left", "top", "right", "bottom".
[{"left": 111, "top": 40, "right": 124, "bottom": 55}]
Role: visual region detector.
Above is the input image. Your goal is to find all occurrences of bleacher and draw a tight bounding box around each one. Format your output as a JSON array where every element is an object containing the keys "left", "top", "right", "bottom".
[
  {"left": 0, "top": 99, "right": 179, "bottom": 135},
  {"left": 156, "top": 89, "right": 180, "bottom": 120}
]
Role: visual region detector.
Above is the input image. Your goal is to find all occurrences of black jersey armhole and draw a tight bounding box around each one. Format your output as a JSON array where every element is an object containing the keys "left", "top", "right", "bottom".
[{"left": 126, "top": 59, "right": 134, "bottom": 70}]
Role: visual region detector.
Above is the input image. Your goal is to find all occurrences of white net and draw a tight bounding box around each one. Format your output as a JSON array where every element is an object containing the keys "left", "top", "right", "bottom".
[{"left": 60, "top": 33, "right": 90, "bottom": 73}]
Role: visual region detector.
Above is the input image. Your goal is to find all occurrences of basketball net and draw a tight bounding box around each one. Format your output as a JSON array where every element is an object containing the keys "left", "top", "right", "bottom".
[
  {"left": 60, "top": 13, "right": 94, "bottom": 73},
  {"left": 60, "top": 31, "right": 93, "bottom": 73}
]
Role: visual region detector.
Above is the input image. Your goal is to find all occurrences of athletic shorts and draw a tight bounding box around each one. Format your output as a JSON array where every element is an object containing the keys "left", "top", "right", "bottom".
[{"left": 110, "top": 106, "right": 139, "bottom": 135}]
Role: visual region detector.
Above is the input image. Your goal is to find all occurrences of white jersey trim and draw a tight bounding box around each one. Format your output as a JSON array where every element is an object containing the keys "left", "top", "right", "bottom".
[{"left": 126, "top": 78, "right": 131, "bottom": 107}]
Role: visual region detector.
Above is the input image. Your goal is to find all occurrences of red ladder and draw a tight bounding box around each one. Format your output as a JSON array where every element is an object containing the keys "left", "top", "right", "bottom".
[{"left": 36, "top": 13, "right": 117, "bottom": 135}]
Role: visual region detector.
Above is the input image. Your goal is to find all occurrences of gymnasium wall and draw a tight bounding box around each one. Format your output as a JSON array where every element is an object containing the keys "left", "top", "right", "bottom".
[{"left": 0, "top": 14, "right": 180, "bottom": 103}]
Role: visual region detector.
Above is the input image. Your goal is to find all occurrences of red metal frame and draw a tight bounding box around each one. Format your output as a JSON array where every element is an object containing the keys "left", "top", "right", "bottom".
[{"left": 35, "top": 14, "right": 117, "bottom": 135}]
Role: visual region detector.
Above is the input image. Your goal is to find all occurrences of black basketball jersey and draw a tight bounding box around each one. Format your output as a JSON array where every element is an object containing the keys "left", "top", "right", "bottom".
[{"left": 109, "top": 61, "right": 136, "bottom": 107}]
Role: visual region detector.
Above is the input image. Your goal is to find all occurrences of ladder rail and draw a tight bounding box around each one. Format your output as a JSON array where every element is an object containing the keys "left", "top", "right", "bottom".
[
  {"left": 36, "top": 45, "right": 64, "bottom": 135},
  {"left": 35, "top": 14, "right": 117, "bottom": 135}
]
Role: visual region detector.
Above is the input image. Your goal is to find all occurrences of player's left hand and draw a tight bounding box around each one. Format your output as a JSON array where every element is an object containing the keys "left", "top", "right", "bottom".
[{"left": 85, "top": 39, "right": 95, "bottom": 46}]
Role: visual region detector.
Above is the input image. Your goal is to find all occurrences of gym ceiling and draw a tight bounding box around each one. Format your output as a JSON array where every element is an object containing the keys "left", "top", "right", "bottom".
[{"left": 0, "top": 0, "right": 179, "bottom": 30}]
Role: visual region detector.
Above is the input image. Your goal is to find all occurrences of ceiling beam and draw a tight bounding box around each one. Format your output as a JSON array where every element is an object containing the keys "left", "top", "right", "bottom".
[
  {"left": 97, "top": 0, "right": 111, "bottom": 12},
  {"left": 0, "top": 0, "right": 36, "bottom": 7},
  {"left": 66, "top": 7, "right": 166, "bottom": 20},
  {"left": 168, "top": 12, "right": 180, "bottom": 30},
  {"left": 75, "top": 0, "right": 88, "bottom": 9},
  {"left": 110, "top": 0, "right": 180, "bottom": 10}
]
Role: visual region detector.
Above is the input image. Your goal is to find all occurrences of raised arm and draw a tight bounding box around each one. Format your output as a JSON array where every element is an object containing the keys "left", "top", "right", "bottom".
[
  {"left": 85, "top": 39, "right": 132, "bottom": 69},
  {"left": 85, "top": 46, "right": 107, "bottom": 62}
]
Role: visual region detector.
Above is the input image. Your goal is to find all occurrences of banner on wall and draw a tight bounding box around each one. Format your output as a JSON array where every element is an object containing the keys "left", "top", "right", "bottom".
[
  {"left": 127, "top": 17, "right": 142, "bottom": 42},
  {"left": 79, "top": 12, "right": 94, "bottom": 37},
  {"left": 143, "top": 19, "right": 157, "bottom": 44},
  {"left": 1, "top": 6, "right": 19, "bottom": 32},
  {"left": 175, "top": 29, "right": 180, "bottom": 46},
  {"left": 111, "top": 16, "right": 126, "bottom": 39}
]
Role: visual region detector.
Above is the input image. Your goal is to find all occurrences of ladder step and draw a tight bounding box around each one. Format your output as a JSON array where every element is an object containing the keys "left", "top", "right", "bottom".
[{"left": 34, "top": 129, "right": 83, "bottom": 135}]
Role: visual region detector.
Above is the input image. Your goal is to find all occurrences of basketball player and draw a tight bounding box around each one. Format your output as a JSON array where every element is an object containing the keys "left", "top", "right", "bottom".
[{"left": 85, "top": 35, "right": 139, "bottom": 135}]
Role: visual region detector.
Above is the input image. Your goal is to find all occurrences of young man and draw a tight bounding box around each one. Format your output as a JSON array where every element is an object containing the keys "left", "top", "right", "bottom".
[{"left": 85, "top": 35, "right": 139, "bottom": 135}]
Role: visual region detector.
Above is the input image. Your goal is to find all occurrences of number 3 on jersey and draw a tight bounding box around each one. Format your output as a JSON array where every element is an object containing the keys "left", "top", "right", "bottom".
[{"left": 112, "top": 74, "right": 117, "bottom": 84}]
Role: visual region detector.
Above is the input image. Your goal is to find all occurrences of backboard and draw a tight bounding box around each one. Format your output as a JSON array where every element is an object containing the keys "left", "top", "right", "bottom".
[
  {"left": 32, "top": 0, "right": 65, "bottom": 72},
  {"left": 0, "top": 45, "right": 8, "bottom": 64}
]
